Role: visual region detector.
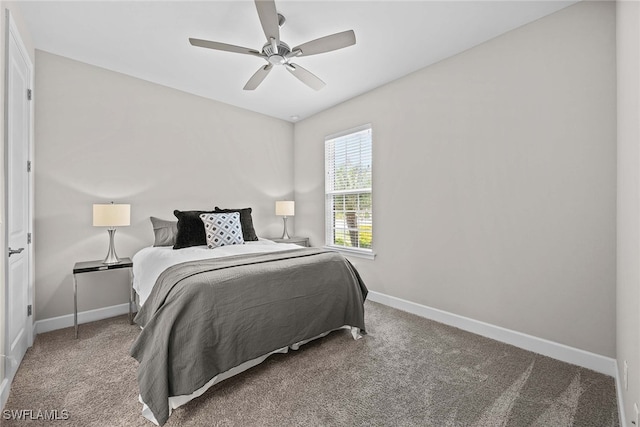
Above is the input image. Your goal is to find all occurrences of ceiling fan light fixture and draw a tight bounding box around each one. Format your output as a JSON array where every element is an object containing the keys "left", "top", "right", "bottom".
[{"left": 269, "top": 55, "right": 286, "bottom": 65}]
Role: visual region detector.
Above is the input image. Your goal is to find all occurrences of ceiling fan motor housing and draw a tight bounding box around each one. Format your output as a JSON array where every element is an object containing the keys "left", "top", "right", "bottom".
[{"left": 263, "top": 41, "right": 291, "bottom": 65}]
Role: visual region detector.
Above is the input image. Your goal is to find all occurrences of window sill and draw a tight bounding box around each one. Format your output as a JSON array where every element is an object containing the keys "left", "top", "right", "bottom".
[{"left": 323, "top": 246, "right": 376, "bottom": 260}]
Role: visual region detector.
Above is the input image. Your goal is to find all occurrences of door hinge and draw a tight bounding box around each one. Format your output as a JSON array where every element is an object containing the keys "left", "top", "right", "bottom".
[
  {"left": 27, "top": 160, "right": 31, "bottom": 172},
  {"left": 27, "top": 305, "right": 32, "bottom": 316},
  {"left": 27, "top": 89, "right": 32, "bottom": 101},
  {"left": 27, "top": 233, "right": 31, "bottom": 244}
]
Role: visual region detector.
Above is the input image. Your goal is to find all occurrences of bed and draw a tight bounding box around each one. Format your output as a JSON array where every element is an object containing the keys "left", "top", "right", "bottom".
[{"left": 129, "top": 238, "right": 368, "bottom": 426}]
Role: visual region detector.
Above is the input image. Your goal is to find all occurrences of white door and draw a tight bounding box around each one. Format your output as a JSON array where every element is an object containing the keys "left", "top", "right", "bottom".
[{"left": 5, "top": 11, "right": 33, "bottom": 385}]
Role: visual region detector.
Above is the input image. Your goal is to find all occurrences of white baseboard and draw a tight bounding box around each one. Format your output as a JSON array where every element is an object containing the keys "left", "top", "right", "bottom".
[
  {"left": 34, "top": 303, "right": 133, "bottom": 335},
  {"left": 367, "top": 291, "right": 617, "bottom": 376}
]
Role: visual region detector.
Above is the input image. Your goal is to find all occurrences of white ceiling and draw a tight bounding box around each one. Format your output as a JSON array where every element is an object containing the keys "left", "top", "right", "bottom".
[{"left": 19, "top": 0, "right": 577, "bottom": 122}]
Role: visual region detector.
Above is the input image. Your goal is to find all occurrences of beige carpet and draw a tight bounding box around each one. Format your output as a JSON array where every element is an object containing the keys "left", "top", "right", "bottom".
[{"left": 4, "top": 301, "right": 618, "bottom": 426}]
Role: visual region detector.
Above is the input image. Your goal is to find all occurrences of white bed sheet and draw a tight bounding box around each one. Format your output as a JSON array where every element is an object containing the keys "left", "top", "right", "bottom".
[{"left": 132, "top": 239, "right": 302, "bottom": 306}]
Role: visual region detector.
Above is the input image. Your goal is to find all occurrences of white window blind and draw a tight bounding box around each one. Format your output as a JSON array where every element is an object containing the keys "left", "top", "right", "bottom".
[{"left": 325, "top": 125, "right": 372, "bottom": 254}]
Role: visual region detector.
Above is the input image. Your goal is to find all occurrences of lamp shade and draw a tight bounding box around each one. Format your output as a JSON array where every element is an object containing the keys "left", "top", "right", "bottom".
[
  {"left": 93, "top": 203, "right": 131, "bottom": 227},
  {"left": 275, "top": 201, "right": 295, "bottom": 216}
]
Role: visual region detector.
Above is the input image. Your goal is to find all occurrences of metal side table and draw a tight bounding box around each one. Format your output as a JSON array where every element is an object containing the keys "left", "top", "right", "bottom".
[
  {"left": 72, "top": 258, "right": 133, "bottom": 339},
  {"left": 269, "top": 237, "right": 310, "bottom": 247}
]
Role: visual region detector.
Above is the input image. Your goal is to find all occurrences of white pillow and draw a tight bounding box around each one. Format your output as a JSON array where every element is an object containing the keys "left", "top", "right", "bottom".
[{"left": 199, "top": 212, "right": 245, "bottom": 248}]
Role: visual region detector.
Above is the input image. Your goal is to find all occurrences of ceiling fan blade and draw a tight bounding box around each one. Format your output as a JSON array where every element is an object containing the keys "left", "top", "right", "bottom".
[
  {"left": 189, "top": 38, "right": 264, "bottom": 58},
  {"left": 286, "top": 63, "right": 326, "bottom": 91},
  {"left": 292, "top": 30, "right": 356, "bottom": 57},
  {"left": 254, "top": 0, "right": 280, "bottom": 44},
  {"left": 243, "top": 64, "right": 273, "bottom": 90}
]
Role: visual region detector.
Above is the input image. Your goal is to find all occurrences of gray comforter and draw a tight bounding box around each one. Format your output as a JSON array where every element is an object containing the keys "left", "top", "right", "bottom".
[{"left": 130, "top": 248, "right": 367, "bottom": 425}]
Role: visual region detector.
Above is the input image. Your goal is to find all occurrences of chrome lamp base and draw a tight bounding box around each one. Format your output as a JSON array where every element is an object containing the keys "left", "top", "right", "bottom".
[
  {"left": 103, "top": 228, "right": 121, "bottom": 264},
  {"left": 280, "top": 216, "right": 291, "bottom": 239}
]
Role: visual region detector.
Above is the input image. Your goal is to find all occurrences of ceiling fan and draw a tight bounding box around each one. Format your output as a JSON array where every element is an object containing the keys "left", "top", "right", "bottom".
[{"left": 189, "top": 0, "right": 356, "bottom": 91}]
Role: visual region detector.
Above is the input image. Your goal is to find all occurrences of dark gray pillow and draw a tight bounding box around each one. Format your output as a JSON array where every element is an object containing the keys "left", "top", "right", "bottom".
[
  {"left": 150, "top": 217, "right": 178, "bottom": 247},
  {"left": 173, "top": 210, "right": 215, "bottom": 249},
  {"left": 214, "top": 207, "right": 259, "bottom": 241}
]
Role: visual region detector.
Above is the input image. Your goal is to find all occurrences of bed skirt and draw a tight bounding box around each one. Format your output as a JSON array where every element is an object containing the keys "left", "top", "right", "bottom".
[{"left": 139, "top": 326, "right": 363, "bottom": 425}]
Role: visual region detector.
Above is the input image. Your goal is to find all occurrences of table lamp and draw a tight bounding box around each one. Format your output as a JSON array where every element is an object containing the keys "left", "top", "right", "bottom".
[
  {"left": 93, "top": 202, "right": 130, "bottom": 264},
  {"left": 275, "top": 201, "right": 295, "bottom": 239}
]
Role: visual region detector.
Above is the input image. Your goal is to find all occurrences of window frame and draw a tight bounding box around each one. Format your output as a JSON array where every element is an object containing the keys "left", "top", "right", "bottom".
[{"left": 324, "top": 124, "right": 374, "bottom": 259}]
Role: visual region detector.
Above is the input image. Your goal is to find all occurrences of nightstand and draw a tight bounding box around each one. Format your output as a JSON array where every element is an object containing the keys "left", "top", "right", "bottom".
[
  {"left": 270, "top": 237, "right": 310, "bottom": 247},
  {"left": 72, "top": 258, "right": 133, "bottom": 339}
]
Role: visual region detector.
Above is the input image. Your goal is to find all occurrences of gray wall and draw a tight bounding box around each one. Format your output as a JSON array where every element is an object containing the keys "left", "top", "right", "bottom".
[
  {"left": 294, "top": 1, "right": 616, "bottom": 357},
  {"left": 616, "top": 0, "right": 640, "bottom": 422},
  {"left": 34, "top": 51, "right": 294, "bottom": 320},
  {"left": 32, "top": 2, "right": 621, "bottom": 361}
]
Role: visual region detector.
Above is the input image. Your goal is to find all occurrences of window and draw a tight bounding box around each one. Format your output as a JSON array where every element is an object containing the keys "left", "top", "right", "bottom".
[{"left": 325, "top": 124, "right": 373, "bottom": 257}]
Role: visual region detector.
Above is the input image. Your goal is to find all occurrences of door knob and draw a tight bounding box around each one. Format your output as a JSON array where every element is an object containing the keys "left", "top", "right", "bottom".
[{"left": 8, "top": 247, "right": 24, "bottom": 257}]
